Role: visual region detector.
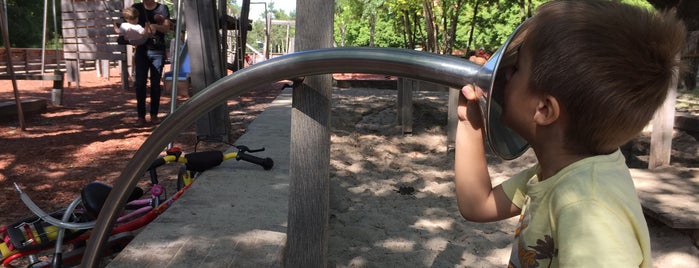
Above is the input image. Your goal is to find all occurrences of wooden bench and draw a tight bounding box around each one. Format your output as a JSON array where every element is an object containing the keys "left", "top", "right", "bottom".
[
  {"left": 0, "top": 71, "right": 66, "bottom": 106},
  {"left": 0, "top": 98, "right": 48, "bottom": 121}
]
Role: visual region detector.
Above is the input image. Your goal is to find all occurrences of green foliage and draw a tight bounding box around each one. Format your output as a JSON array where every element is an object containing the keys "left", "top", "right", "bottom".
[
  {"left": 334, "top": 0, "right": 659, "bottom": 53},
  {"left": 0, "top": 0, "right": 60, "bottom": 48},
  {"left": 242, "top": 1, "right": 296, "bottom": 54}
]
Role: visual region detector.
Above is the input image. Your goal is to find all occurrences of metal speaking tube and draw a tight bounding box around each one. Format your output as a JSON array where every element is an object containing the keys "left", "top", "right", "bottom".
[{"left": 81, "top": 25, "right": 529, "bottom": 267}]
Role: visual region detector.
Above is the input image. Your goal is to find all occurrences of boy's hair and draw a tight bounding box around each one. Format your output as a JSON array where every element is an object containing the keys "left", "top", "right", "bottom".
[
  {"left": 122, "top": 7, "right": 139, "bottom": 21},
  {"left": 524, "top": 0, "right": 686, "bottom": 154}
]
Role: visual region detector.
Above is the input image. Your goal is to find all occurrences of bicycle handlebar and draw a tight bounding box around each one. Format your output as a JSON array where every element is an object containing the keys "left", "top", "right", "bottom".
[
  {"left": 236, "top": 152, "right": 274, "bottom": 170},
  {"left": 149, "top": 147, "right": 273, "bottom": 172}
]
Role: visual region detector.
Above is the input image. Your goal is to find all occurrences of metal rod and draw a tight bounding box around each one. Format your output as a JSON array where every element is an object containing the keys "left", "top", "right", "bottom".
[{"left": 81, "top": 47, "right": 482, "bottom": 267}]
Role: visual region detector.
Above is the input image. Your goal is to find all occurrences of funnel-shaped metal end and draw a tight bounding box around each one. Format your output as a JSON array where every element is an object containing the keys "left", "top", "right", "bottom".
[{"left": 473, "top": 23, "right": 530, "bottom": 160}]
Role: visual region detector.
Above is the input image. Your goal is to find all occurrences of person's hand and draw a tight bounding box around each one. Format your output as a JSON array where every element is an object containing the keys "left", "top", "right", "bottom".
[
  {"left": 469, "top": 56, "right": 487, "bottom": 65},
  {"left": 457, "top": 84, "right": 485, "bottom": 129},
  {"left": 145, "top": 22, "right": 155, "bottom": 35}
]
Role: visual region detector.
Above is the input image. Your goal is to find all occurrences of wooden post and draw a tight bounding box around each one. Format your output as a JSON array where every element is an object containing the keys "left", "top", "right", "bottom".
[
  {"left": 185, "top": 0, "right": 231, "bottom": 143},
  {"left": 648, "top": 59, "right": 680, "bottom": 168},
  {"left": 400, "top": 78, "right": 414, "bottom": 134},
  {"left": 286, "top": 0, "right": 334, "bottom": 266},
  {"left": 397, "top": 77, "right": 403, "bottom": 123},
  {"left": 447, "top": 87, "right": 459, "bottom": 151},
  {"left": 0, "top": 4, "right": 25, "bottom": 130}
]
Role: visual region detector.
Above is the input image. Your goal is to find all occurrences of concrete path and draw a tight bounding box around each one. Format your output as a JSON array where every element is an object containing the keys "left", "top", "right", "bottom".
[{"left": 108, "top": 89, "right": 292, "bottom": 268}]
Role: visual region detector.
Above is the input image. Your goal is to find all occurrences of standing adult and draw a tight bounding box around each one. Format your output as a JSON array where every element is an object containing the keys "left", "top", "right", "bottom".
[{"left": 132, "top": 0, "right": 170, "bottom": 126}]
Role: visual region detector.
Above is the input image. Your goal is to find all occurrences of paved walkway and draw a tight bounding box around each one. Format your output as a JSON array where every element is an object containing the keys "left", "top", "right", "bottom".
[{"left": 108, "top": 89, "right": 292, "bottom": 267}]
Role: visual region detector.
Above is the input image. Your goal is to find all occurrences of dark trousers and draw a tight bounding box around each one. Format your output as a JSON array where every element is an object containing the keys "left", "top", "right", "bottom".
[{"left": 134, "top": 48, "right": 165, "bottom": 118}]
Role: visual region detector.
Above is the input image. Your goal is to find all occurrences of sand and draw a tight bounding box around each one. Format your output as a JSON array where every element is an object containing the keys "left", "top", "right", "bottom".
[{"left": 326, "top": 88, "right": 699, "bottom": 267}]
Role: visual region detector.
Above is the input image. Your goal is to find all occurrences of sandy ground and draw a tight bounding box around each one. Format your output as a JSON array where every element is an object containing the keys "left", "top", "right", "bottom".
[{"left": 326, "top": 88, "right": 699, "bottom": 267}]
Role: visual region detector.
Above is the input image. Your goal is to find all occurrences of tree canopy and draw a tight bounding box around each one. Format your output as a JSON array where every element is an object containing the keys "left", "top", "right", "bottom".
[
  {"left": 2, "top": 0, "right": 696, "bottom": 56},
  {"left": 331, "top": 0, "right": 661, "bottom": 54}
]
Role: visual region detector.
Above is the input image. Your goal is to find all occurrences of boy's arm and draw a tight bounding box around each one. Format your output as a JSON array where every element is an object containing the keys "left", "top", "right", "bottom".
[
  {"left": 454, "top": 84, "right": 520, "bottom": 222},
  {"left": 113, "top": 22, "right": 120, "bottom": 34}
]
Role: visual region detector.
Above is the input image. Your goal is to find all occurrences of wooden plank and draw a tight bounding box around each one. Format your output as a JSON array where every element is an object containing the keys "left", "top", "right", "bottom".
[
  {"left": 63, "top": 52, "right": 125, "bottom": 61},
  {"left": 63, "top": 43, "right": 125, "bottom": 52},
  {"left": 61, "top": 0, "right": 122, "bottom": 11},
  {"left": 0, "top": 73, "right": 63, "bottom": 81},
  {"left": 63, "top": 36, "right": 119, "bottom": 44},
  {"left": 63, "top": 18, "right": 118, "bottom": 28},
  {"left": 631, "top": 167, "right": 699, "bottom": 229},
  {"left": 63, "top": 10, "right": 120, "bottom": 20},
  {"left": 61, "top": 27, "right": 116, "bottom": 38}
]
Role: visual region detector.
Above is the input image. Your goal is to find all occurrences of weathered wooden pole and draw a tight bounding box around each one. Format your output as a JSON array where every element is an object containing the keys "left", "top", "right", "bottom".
[
  {"left": 0, "top": 1, "right": 25, "bottom": 131},
  {"left": 185, "top": 0, "right": 231, "bottom": 143},
  {"left": 648, "top": 57, "right": 680, "bottom": 168},
  {"left": 285, "top": 0, "right": 334, "bottom": 266}
]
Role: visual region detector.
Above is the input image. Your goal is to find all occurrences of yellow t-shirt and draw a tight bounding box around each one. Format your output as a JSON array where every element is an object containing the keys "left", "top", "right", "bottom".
[{"left": 501, "top": 150, "right": 651, "bottom": 267}]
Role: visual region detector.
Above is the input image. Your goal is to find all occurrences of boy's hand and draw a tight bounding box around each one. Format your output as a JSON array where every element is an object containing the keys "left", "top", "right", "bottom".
[{"left": 458, "top": 84, "right": 485, "bottom": 129}]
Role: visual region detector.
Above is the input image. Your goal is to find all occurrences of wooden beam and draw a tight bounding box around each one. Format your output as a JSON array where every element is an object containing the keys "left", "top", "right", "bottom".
[
  {"left": 286, "top": 0, "right": 334, "bottom": 266},
  {"left": 185, "top": 0, "right": 231, "bottom": 142}
]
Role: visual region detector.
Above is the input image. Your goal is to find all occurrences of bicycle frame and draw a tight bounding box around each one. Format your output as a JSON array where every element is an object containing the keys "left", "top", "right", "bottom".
[{"left": 1, "top": 146, "right": 273, "bottom": 267}]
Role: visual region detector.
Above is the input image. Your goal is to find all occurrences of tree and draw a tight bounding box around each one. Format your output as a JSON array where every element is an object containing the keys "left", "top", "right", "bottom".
[
  {"left": 440, "top": 0, "right": 465, "bottom": 55},
  {"left": 1, "top": 0, "right": 59, "bottom": 48}
]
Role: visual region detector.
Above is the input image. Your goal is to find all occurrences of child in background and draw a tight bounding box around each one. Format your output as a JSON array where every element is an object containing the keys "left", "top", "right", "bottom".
[
  {"left": 113, "top": 7, "right": 152, "bottom": 46},
  {"left": 454, "top": 1, "right": 685, "bottom": 267}
]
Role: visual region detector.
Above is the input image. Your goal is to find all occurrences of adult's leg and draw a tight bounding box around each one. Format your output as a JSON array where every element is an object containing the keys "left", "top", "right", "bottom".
[
  {"left": 147, "top": 49, "right": 166, "bottom": 120},
  {"left": 134, "top": 47, "right": 149, "bottom": 120}
]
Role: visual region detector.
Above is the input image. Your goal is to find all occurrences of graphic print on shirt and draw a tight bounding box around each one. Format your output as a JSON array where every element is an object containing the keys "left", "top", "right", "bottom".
[{"left": 508, "top": 197, "right": 558, "bottom": 268}]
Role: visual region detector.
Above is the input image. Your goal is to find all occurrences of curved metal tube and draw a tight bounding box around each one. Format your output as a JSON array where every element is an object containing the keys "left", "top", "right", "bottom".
[
  {"left": 81, "top": 47, "right": 485, "bottom": 267},
  {"left": 14, "top": 183, "right": 95, "bottom": 230}
]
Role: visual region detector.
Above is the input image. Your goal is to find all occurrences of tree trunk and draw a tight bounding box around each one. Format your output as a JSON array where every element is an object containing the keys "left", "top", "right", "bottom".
[
  {"left": 423, "top": 1, "right": 437, "bottom": 53},
  {"left": 442, "top": 0, "right": 464, "bottom": 55},
  {"left": 466, "top": 0, "right": 480, "bottom": 52},
  {"left": 402, "top": 10, "right": 414, "bottom": 49},
  {"left": 370, "top": 14, "right": 375, "bottom": 47}
]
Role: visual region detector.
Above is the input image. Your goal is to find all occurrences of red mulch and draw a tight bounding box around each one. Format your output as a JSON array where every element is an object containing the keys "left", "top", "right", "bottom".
[{"left": 0, "top": 67, "right": 283, "bottom": 226}]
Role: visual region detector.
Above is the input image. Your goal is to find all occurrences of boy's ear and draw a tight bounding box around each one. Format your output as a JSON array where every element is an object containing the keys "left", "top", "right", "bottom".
[{"left": 533, "top": 95, "right": 560, "bottom": 126}]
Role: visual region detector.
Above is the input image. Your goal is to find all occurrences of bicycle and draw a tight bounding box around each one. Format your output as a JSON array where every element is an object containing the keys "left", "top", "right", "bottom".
[{"left": 0, "top": 145, "right": 273, "bottom": 268}]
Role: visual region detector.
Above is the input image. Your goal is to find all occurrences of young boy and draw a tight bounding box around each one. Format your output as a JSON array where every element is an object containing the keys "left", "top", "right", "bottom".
[
  {"left": 454, "top": 1, "right": 685, "bottom": 267},
  {"left": 113, "top": 7, "right": 152, "bottom": 46}
]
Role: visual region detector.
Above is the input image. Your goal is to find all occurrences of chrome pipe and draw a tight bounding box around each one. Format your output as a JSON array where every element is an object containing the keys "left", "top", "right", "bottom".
[{"left": 81, "top": 47, "right": 498, "bottom": 267}]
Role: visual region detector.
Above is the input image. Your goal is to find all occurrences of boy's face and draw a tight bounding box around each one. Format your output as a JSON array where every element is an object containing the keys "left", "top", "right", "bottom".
[{"left": 500, "top": 42, "right": 538, "bottom": 140}]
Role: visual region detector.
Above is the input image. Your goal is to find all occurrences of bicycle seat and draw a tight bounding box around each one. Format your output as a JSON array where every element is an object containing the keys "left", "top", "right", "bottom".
[{"left": 81, "top": 182, "right": 144, "bottom": 219}]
